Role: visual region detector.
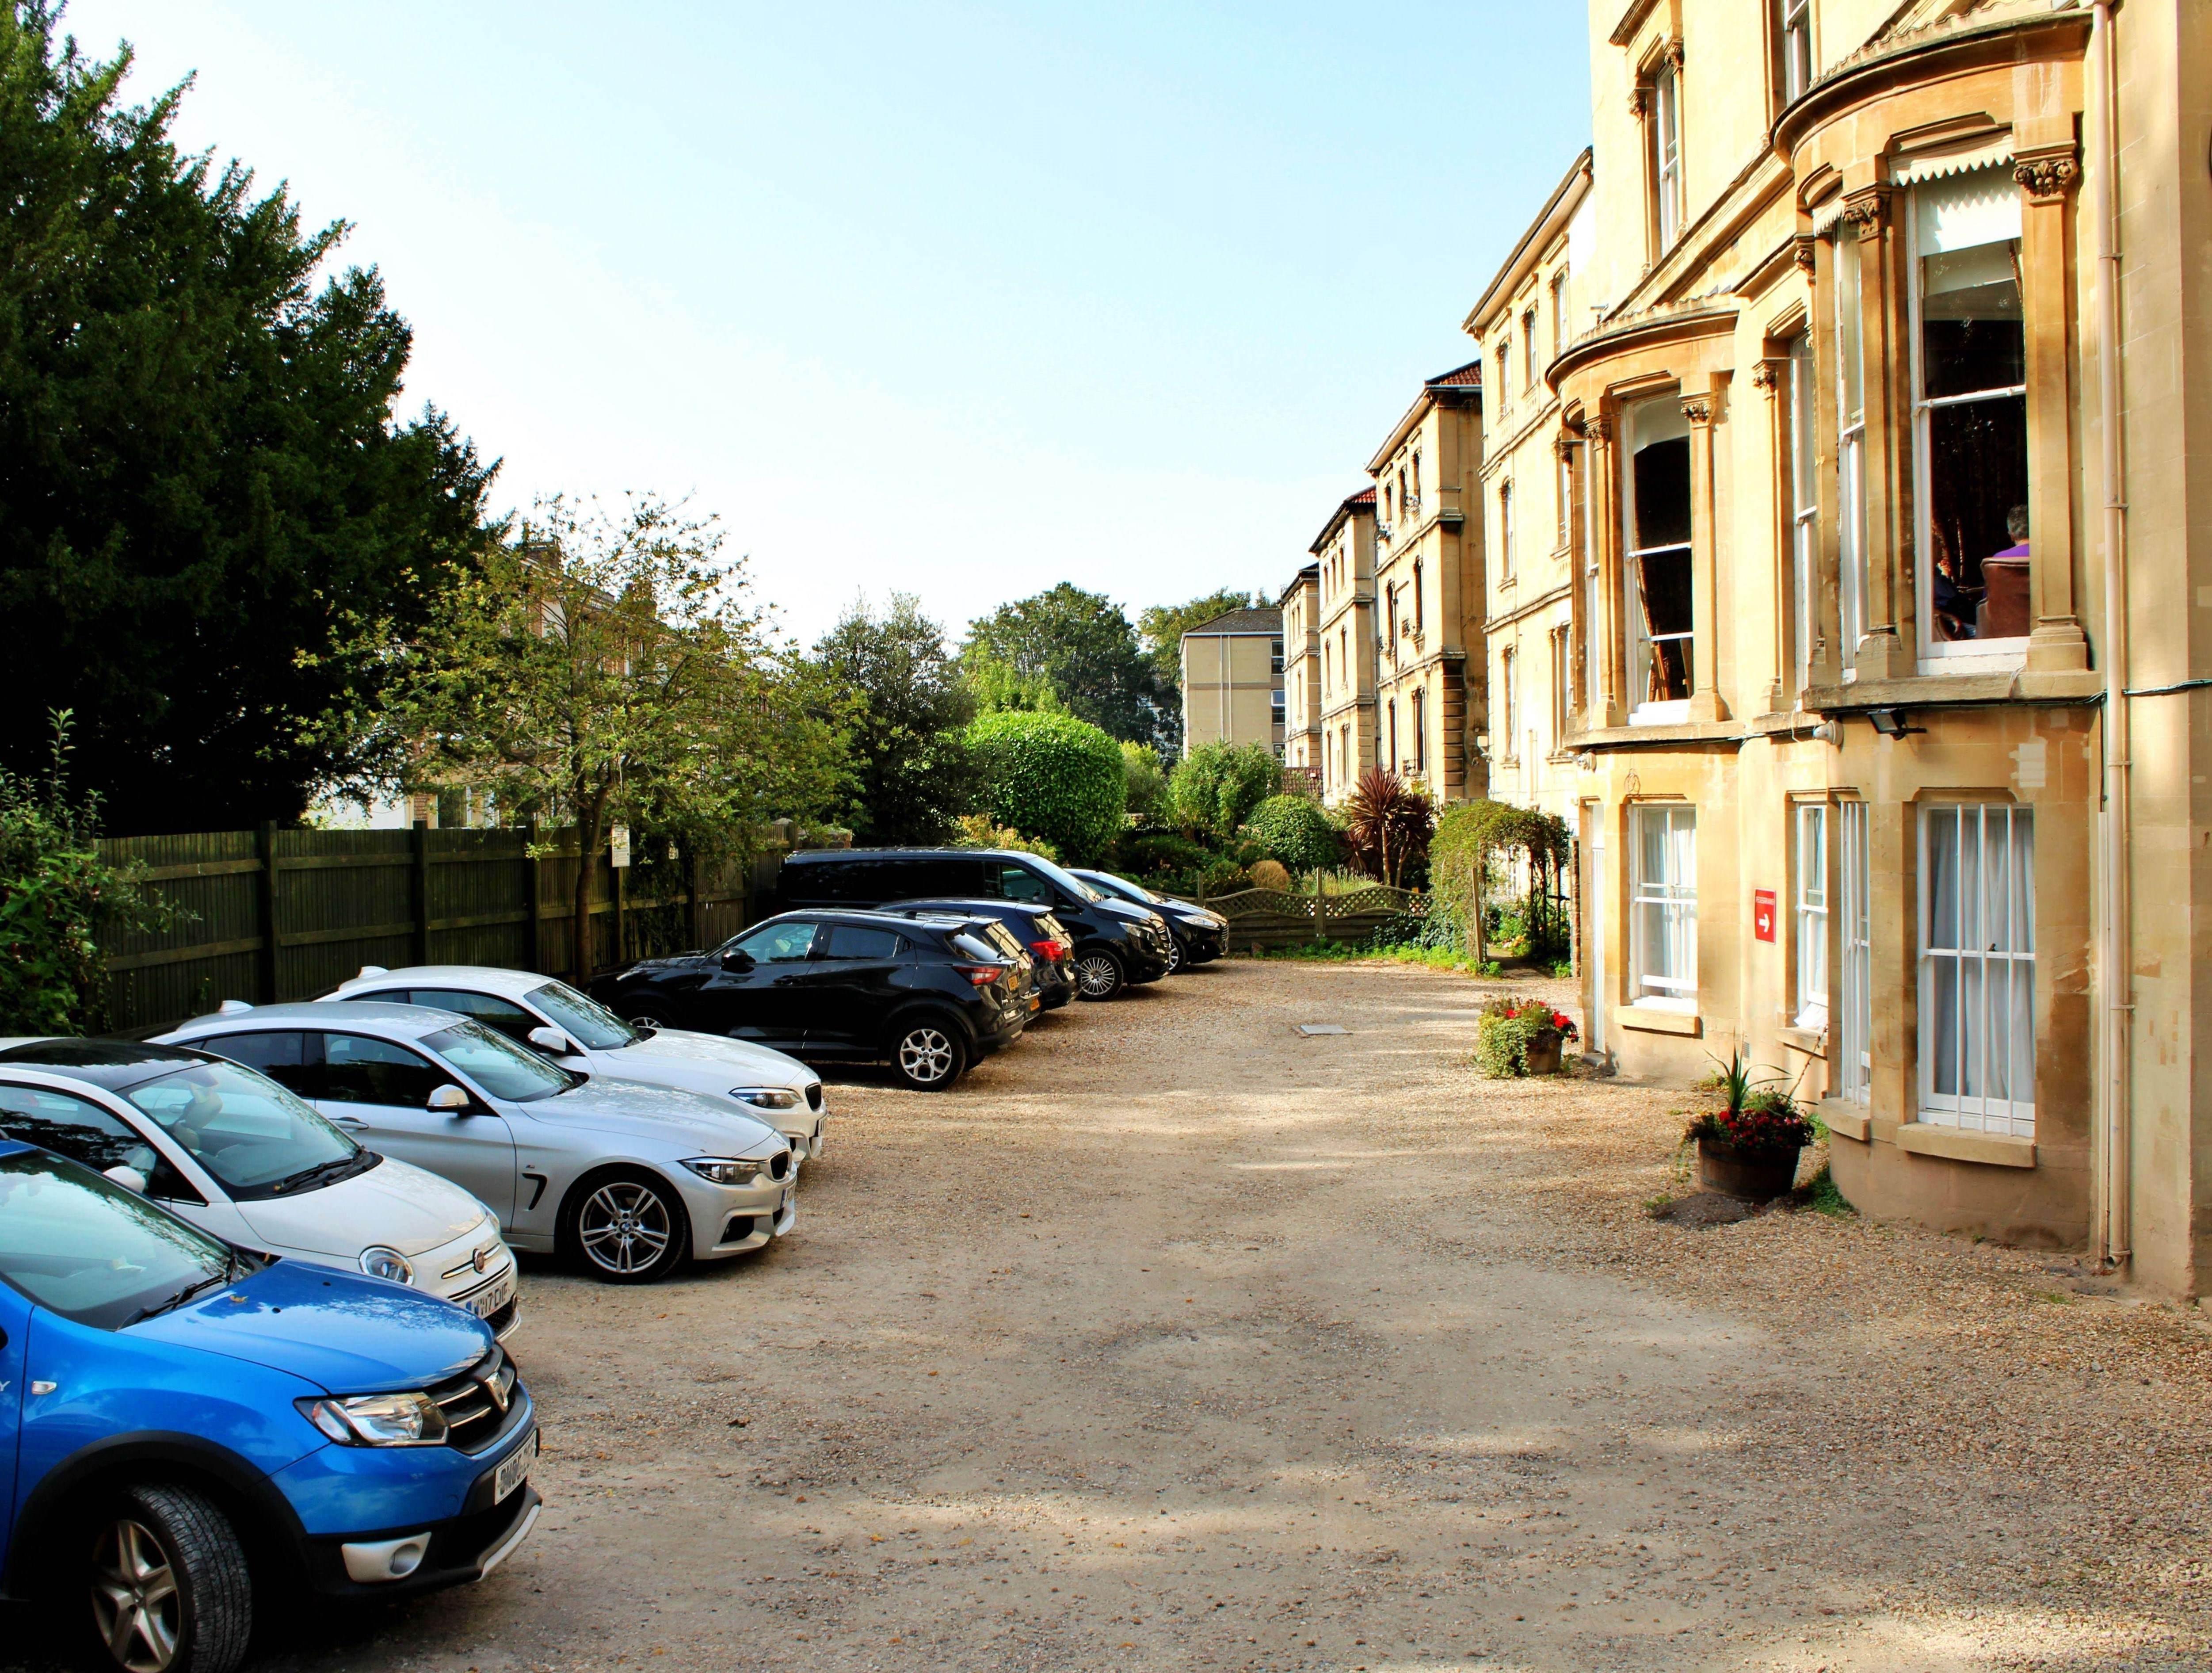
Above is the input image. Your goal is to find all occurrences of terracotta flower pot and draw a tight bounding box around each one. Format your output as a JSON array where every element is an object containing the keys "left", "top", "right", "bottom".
[
  {"left": 1696, "top": 1135, "right": 1803, "bottom": 1201},
  {"left": 1523, "top": 1031, "right": 1564, "bottom": 1077}
]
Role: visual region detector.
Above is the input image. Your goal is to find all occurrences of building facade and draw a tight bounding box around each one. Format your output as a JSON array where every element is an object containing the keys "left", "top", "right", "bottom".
[
  {"left": 1466, "top": 153, "right": 1595, "bottom": 827},
  {"left": 1369, "top": 363, "right": 1487, "bottom": 802},
  {"left": 1313, "top": 488, "right": 1380, "bottom": 804},
  {"left": 1279, "top": 563, "right": 1323, "bottom": 781},
  {"left": 1550, "top": 0, "right": 2210, "bottom": 1285},
  {"left": 1180, "top": 606, "right": 1286, "bottom": 757}
]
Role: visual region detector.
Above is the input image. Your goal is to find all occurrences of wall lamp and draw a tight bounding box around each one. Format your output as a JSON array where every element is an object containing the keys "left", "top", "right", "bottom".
[{"left": 1867, "top": 707, "right": 1925, "bottom": 739}]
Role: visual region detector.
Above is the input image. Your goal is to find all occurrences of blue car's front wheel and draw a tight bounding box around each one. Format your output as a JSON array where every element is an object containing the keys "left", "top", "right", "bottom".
[{"left": 86, "top": 1484, "right": 250, "bottom": 1673}]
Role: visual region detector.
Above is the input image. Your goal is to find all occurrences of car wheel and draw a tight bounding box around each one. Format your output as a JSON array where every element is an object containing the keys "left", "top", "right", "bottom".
[
  {"left": 891, "top": 1021, "right": 965, "bottom": 1090},
  {"left": 562, "top": 1169, "right": 691, "bottom": 1283},
  {"left": 1073, "top": 951, "right": 1125, "bottom": 1001},
  {"left": 1164, "top": 935, "right": 1185, "bottom": 974},
  {"left": 628, "top": 1012, "right": 671, "bottom": 1031},
  {"left": 85, "top": 1484, "right": 251, "bottom": 1673}
]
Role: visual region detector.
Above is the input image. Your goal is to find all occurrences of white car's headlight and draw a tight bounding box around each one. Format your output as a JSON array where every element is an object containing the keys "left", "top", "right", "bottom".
[
  {"left": 297, "top": 1391, "right": 448, "bottom": 1447},
  {"left": 731, "top": 1087, "right": 801, "bottom": 1110},
  {"left": 684, "top": 1157, "right": 761, "bottom": 1185},
  {"left": 358, "top": 1247, "right": 415, "bottom": 1285}
]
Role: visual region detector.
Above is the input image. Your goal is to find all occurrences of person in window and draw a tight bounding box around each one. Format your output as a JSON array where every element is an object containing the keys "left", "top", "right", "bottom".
[
  {"left": 1932, "top": 549, "right": 1979, "bottom": 641},
  {"left": 1979, "top": 505, "right": 2032, "bottom": 640}
]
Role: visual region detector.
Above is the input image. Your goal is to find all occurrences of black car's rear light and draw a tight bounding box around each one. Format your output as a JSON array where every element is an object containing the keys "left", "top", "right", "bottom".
[
  {"left": 957, "top": 964, "right": 1007, "bottom": 986},
  {"left": 1030, "top": 939, "right": 1068, "bottom": 960}
]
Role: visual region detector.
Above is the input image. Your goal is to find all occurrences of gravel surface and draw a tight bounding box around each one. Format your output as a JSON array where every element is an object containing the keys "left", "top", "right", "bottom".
[{"left": 11, "top": 956, "right": 2212, "bottom": 1672}]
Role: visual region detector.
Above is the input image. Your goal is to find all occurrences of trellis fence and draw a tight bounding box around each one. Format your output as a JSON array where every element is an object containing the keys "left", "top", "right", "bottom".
[
  {"left": 96, "top": 825, "right": 777, "bottom": 1033},
  {"left": 1174, "top": 885, "right": 1417, "bottom": 952}
]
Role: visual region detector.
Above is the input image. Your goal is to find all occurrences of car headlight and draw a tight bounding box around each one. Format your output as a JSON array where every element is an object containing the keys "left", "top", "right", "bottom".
[
  {"left": 358, "top": 1246, "right": 415, "bottom": 1285},
  {"left": 684, "top": 1157, "right": 762, "bottom": 1185},
  {"left": 731, "top": 1087, "right": 801, "bottom": 1110},
  {"left": 297, "top": 1391, "right": 448, "bottom": 1447}
]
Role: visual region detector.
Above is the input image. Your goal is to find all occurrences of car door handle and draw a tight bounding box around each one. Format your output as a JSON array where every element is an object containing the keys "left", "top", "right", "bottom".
[{"left": 330, "top": 1116, "right": 369, "bottom": 1131}]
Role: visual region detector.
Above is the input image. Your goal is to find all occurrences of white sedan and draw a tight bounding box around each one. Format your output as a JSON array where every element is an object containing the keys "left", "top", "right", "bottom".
[
  {"left": 321, "top": 966, "right": 828, "bottom": 1163},
  {"left": 0, "top": 1038, "right": 520, "bottom": 1334}
]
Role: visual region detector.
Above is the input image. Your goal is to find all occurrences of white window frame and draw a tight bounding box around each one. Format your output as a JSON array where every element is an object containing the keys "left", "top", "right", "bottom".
[
  {"left": 1498, "top": 480, "right": 1514, "bottom": 578},
  {"left": 1780, "top": 0, "right": 1812, "bottom": 105},
  {"left": 1789, "top": 333, "right": 1819, "bottom": 698},
  {"left": 1622, "top": 397, "right": 1694, "bottom": 725},
  {"left": 1499, "top": 646, "right": 1517, "bottom": 760},
  {"left": 1838, "top": 798, "right": 1872, "bottom": 1103},
  {"left": 1793, "top": 802, "right": 1829, "bottom": 1029},
  {"left": 1631, "top": 804, "right": 1697, "bottom": 1009},
  {"left": 1834, "top": 230, "right": 1867, "bottom": 669},
  {"left": 1917, "top": 802, "right": 2036, "bottom": 1136},
  {"left": 1653, "top": 61, "right": 1683, "bottom": 249}
]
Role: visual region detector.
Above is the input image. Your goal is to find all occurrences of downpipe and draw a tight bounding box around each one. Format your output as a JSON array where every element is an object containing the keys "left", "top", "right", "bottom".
[{"left": 2090, "top": 0, "right": 2132, "bottom": 1273}]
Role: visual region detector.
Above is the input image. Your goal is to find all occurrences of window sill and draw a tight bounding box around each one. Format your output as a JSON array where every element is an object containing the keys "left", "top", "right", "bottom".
[
  {"left": 1817, "top": 1099, "right": 1872, "bottom": 1143},
  {"left": 1777, "top": 1025, "right": 1826, "bottom": 1057},
  {"left": 1896, "top": 1123, "right": 2036, "bottom": 1169},
  {"left": 1615, "top": 1004, "right": 1701, "bottom": 1037},
  {"left": 1804, "top": 668, "right": 2102, "bottom": 712}
]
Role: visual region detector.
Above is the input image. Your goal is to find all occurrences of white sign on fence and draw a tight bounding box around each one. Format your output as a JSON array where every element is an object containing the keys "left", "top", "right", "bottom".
[{"left": 610, "top": 825, "right": 632, "bottom": 868}]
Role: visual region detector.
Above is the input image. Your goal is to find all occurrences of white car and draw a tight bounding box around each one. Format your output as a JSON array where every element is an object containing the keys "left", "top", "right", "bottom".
[
  {"left": 157, "top": 1002, "right": 798, "bottom": 1285},
  {"left": 0, "top": 1038, "right": 521, "bottom": 1335},
  {"left": 321, "top": 966, "right": 828, "bottom": 1164}
]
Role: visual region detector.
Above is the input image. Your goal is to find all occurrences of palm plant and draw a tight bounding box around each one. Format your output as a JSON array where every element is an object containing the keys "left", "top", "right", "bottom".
[{"left": 1343, "top": 768, "right": 1433, "bottom": 887}]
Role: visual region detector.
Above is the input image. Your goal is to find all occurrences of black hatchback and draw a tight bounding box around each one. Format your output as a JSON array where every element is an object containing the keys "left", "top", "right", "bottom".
[
  {"left": 776, "top": 848, "right": 1173, "bottom": 1001},
  {"left": 591, "top": 909, "right": 1029, "bottom": 1091},
  {"left": 882, "top": 899, "right": 1076, "bottom": 1012}
]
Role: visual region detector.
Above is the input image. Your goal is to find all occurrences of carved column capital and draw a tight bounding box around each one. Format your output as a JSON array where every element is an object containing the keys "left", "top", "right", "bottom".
[
  {"left": 1628, "top": 84, "right": 1649, "bottom": 118},
  {"left": 1841, "top": 187, "right": 1889, "bottom": 239},
  {"left": 1552, "top": 432, "right": 1579, "bottom": 463},
  {"left": 1750, "top": 358, "right": 1786, "bottom": 396},
  {"left": 1679, "top": 395, "right": 1714, "bottom": 426},
  {"left": 1585, "top": 415, "right": 1613, "bottom": 447},
  {"left": 1792, "top": 233, "right": 1817, "bottom": 275},
  {"left": 1663, "top": 36, "right": 1684, "bottom": 71},
  {"left": 2013, "top": 147, "right": 2082, "bottom": 200}
]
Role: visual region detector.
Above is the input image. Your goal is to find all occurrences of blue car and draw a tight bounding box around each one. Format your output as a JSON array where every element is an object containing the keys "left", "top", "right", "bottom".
[{"left": 0, "top": 1138, "right": 540, "bottom": 1673}]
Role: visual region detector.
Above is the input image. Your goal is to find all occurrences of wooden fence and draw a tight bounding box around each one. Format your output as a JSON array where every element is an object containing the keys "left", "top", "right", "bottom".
[
  {"left": 97, "top": 825, "right": 776, "bottom": 1033},
  {"left": 1176, "top": 884, "right": 1417, "bottom": 952}
]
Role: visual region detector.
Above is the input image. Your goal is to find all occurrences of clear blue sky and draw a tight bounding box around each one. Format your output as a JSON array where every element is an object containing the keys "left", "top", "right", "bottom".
[{"left": 66, "top": 1, "right": 1592, "bottom": 646}]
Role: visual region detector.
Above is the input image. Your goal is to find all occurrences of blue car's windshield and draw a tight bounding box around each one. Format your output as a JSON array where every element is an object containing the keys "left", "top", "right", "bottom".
[{"left": 0, "top": 1150, "right": 234, "bottom": 1331}]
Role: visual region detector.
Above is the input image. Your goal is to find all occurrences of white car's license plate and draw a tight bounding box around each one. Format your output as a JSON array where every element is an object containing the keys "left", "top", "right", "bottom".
[
  {"left": 464, "top": 1273, "right": 514, "bottom": 1321},
  {"left": 493, "top": 1428, "right": 537, "bottom": 1503}
]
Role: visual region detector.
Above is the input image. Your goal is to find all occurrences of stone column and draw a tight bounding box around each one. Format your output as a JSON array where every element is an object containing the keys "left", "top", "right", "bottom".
[
  {"left": 1683, "top": 391, "right": 1729, "bottom": 721},
  {"left": 2015, "top": 144, "right": 2090, "bottom": 671},
  {"left": 1588, "top": 414, "right": 1627, "bottom": 728}
]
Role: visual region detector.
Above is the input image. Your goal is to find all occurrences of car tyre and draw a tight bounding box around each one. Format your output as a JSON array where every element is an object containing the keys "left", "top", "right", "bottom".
[
  {"left": 1072, "top": 950, "right": 1125, "bottom": 1001},
  {"left": 1163, "top": 935, "right": 1185, "bottom": 974},
  {"left": 561, "top": 1168, "right": 692, "bottom": 1283},
  {"left": 84, "top": 1483, "right": 252, "bottom": 1673},
  {"left": 890, "top": 1019, "right": 966, "bottom": 1091}
]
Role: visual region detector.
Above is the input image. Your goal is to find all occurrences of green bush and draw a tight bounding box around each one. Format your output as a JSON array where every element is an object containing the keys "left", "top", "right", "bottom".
[
  {"left": 1243, "top": 794, "right": 1341, "bottom": 874},
  {"left": 1473, "top": 998, "right": 1571, "bottom": 1078},
  {"left": 964, "top": 710, "right": 1127, "bottom": 864},
  {"left": 1168, "top": 742, "right": 1281, "bottom": 840},
  {"left": 1121, "top": 741, "right": 1169, "bottom": 821}
]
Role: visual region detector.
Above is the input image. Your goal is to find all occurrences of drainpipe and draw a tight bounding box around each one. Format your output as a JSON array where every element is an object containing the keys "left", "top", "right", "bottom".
[{"left": 2090, "top": 0, "right": 2131, "bottom": 1272}]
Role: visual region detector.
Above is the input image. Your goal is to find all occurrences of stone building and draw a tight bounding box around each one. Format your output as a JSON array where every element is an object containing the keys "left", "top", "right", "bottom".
[
  {"left": 1312, "top": 487, "right": 1379, "bottom": 804},
  {"left": 1550, "top": 0, "right": 2209, "bottom": 1286},
  {"left": 1278, "top": 563, "right": 1323, "bottom": 783},
  {"left": 1369, "top": 362, "right": 1487, "bottom": 801},
  {"left": 1179, "top": 606, "right": 1286, "bottom": 757}
]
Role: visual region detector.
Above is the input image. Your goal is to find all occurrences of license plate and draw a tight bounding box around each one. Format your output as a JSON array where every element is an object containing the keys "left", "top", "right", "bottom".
[
  {"left": 464, "top": 1273, "right": 515, "bottom": 1321},
  {"left": 493, "top": 1427, "right": 537, "bottom": 1503}
]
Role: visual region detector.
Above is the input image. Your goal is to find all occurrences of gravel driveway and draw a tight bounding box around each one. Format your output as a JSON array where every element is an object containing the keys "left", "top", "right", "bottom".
[{"left": 14, "top": 957, "right": 2212, "bottom": 1672}]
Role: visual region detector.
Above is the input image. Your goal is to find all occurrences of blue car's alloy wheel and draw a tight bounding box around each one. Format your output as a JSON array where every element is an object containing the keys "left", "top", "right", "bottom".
[{"left": 88, "top": 1486, "right": 250, "bottom": 1673}]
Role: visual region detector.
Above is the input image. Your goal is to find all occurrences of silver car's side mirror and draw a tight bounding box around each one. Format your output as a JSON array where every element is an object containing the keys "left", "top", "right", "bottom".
[
  {"left": 527, "top": 1025, "right": 576, "bottom": 1056},
  {"left": 103, "top": 1164, "right": 149, "bottom": 1194},
  {"left": 427, "top": 1084, "right": 471, "bottom": 1114}
]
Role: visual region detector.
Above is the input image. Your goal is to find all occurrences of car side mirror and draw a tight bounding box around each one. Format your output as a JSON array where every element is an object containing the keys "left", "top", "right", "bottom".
[
  {"left": 103, "top": 1164, "right": 149, "bottom": 1194},
  {"left": 527, "top": 1025, "right": 577, "bottom": 1056},
  {"left": 427, "top": 1084, "right": 471, "bottom": 1114},
  {"left": 721, "top": 949, "right": 755, "bottom": 971}
]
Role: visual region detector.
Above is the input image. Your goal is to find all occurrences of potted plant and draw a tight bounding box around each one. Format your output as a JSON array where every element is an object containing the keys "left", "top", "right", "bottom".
[
  {"left": 1684, "top": 1048, "right": 1816, "bottom": 1200},
  {"left": 1476, "top": 999, "right": 1578, "bottom": 1077}
]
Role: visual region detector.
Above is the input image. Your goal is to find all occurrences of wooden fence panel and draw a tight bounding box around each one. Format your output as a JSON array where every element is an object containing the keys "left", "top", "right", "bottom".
[
  {"left": 1171, "top": 885, "right": 1415, "bottom": 952},
  {"left": 426, "top": 829, "right": 534, "bottom": 972},
  {"left": 101, "top": 831, "right": 263, "bottom": 1029},
  {"left": 273, "top": 829, "right": 415, "bottom": 999}
]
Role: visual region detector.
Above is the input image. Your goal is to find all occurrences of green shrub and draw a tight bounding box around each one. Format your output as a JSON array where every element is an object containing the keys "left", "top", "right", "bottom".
[
  {"left": 963, "top": 710, "right": 1126, "bottom": 864},
  {"left": 1243, "top": 794, "right": 1342, "bottom": 874},
  {"left": 1121, "top": 741, "right": 1169, "bottom": 821},
  {"left": 1248, "top": 858, "right": 1291, "bottom": 891},
  {"left": 951, "top": 813, "right": 1060, "bottom": 863},
  {"left": 1168, "top": 742, "right": 1281, "bottom": 840}
]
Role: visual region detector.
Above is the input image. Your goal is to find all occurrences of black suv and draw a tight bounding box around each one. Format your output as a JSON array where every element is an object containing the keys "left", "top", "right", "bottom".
[
  {"left": 881, "top": 898, "right": 1076, "bottom": 1011},
  {"left": 591, "top": 909, "right": 1029, "bottom": 1090},
  {"left": 1071, "top": 869, "right": 1229, "bottom": 971},
  {"left": 776, "top": 848, "right": 1174, "bottom": 1001}
]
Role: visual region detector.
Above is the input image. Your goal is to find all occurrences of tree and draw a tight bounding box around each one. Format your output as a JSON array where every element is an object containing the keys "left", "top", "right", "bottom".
[
  {"left": 387, "top": 496, "right": 852, "bottom": 976},
  {"left": 1342, "top": 768, "right": 1433, "bottom": 888},
  {"left": 964, "top": 711, "right": 1127, "bottom": 865},
  {"left": 961, "top": 584, "right": 1162, "bottom": 745},
  {"left": 1120, "top": 740, "right": 1169, "bottom": 822},
  {"left": 0, "top": 5, "right": 497, "bottom": 832},
  {"left": 814, "top": 593, "right": 977, "bottom": 844},
  {"left": 1168, "top": 741, "right": 1281, "bottom": 842},
  {"left": 1137, "top": 588, "right": 1259, "bottom": 747},
  {"left": 1244, "top": 794, "right": 1342, "bottom": 877}
]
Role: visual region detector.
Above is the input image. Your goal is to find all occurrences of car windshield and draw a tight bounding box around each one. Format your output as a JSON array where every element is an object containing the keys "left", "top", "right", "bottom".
[
  {"left": 124, "top": 1060, "right": 362, "bottom": 1199},
  {"left": 529, "top": 981, "right": 639, "bottom": 1050},
  {"left": 423, "top": 1019, "right": 575, "bottom": 1102},
  {"left": 950, "top": 932, "right": 1004, "bottom": 962},
  {"left": 0, "top": 1150, "right": 234, "bottom": 1331},
  {"left": 1092, "top": 872, "right": 1159, "bottom": 904},
  {"left": 1020, "top": 855, "right": 1101, "bottom": 903}
]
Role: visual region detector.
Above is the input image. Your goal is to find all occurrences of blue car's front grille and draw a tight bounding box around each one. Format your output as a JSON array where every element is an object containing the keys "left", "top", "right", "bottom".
[{"left": 431, "top": 1345, "right": 527, "bottom": 1455}]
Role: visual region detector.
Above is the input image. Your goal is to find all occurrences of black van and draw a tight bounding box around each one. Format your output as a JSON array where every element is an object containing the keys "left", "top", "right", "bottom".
[{"left": 778, "top": 848, "right": 1174, "bottom": 1001}]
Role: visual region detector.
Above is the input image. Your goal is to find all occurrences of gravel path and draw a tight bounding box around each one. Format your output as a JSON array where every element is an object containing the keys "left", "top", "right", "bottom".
[{"left": 14, "top": 957, "right": 2212, "bottom": 1672}]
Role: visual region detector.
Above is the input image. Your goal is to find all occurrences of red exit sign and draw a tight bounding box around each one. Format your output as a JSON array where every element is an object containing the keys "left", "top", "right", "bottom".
[{"left": 1754, "top": 889, "right": 1777, "bottom": 943}]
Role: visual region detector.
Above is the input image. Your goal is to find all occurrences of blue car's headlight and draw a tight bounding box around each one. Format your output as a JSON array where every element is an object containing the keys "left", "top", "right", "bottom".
[
  {"left": 731, "top": 1087, "right": 801, "bottom": 1110},
  {"left": 298, "top": 1391, "right": 448, "bottom": 1447}
]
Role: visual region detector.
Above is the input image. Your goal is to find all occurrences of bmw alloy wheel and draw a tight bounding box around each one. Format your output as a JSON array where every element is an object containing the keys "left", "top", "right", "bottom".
[
  {"left": 897, "top": 1026, "right": 957, "bottom": 1086},
  {"left": 91, "top": 1517, "right": 179, "bottom": 1673},
  {"left": 577, "top": 1180, "right": 675, "bottom": 1277},
  {"left": 1074, "top": 952, "right": 1123, "bottom": 1000},
  {"left": 1164, "top": 935, "right": 1184, "bottom": 974}
]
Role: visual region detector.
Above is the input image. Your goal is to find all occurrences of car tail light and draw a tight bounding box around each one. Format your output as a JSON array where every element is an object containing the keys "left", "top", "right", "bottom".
[
  {"left": 1030, "top": 939, "right": 1067, "bottom": 961},
  {"left": 957, "top": 964, "right": 1006, "bottom": 987}
]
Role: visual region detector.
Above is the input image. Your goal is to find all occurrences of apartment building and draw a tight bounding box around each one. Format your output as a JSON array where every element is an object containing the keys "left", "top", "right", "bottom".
[
  {"left": 1369, "top": 362, "right": 1487, "bottom": 802},
  {"left": 1279, "top": 563, "right": 1323, "bottom": 782},
  {"left": 1465, "top": 152, "right": 1594, "bottom": 827},
  {"left": 1179, "top": 606, "right": 1286, "bottom": 757},
  {"left": 1312, "top": 487, "right": 1379, "bottom": 804},
  {"left": 1551, "top": 0, "right": 2211, "bottom": 1285}
]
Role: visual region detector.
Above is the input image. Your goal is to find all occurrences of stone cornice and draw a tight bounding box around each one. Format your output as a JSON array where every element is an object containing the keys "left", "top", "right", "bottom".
[{"left": 1549, "top": 302, "right": 1738, "bottom": 391}]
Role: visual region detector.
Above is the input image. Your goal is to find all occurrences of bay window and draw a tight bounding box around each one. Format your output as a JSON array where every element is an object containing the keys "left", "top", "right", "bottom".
[
  {"left": 1631, "top": 804, "right": 1697, "bottom": 1008},
  {"left": 1623, "top": 397, "right": 1693, "bottom": 719},
  {"left": 1918, "top": 803, "right": 2035, "bottom": 1135},
  {"left": 1910, "top": 166, "right": 2028, "bottom": 663}
]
